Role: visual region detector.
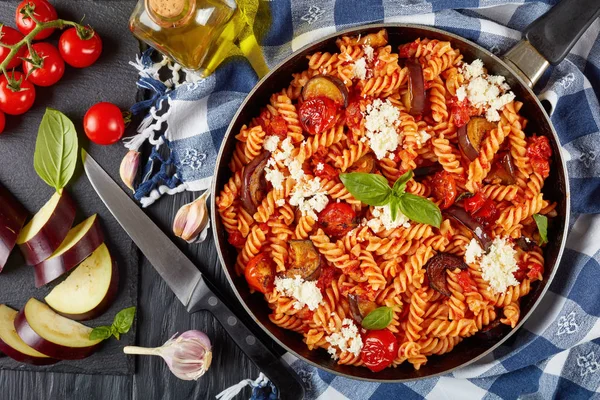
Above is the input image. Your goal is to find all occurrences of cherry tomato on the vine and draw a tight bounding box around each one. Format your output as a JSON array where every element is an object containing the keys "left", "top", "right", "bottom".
[
  {"left": 0, "top": 111, "right": 5, "bottom": 134},
  {"left": 0, "top": 26, "right": 26, "bottom": 69},
  {"left": 84, "top": 102, "right": 125, "bottom": 145},
  {"left": 361, "top": 329, "right": 399, "bottom": 372},
  {"left": 59, "top": 27, "right": 103, "bottom": 68},
  {"left": 0, "top": 72, "right": 36, "bottom": 115},
  {"left": 15, "top": 0, "right": 57, "bottom": 40},
  {"left": 22, "top": 43, "right": 65, "bottom": 87}
]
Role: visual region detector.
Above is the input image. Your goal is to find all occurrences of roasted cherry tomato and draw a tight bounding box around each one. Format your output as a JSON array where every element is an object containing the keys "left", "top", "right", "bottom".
[
  {"left": 463, "top": 191, "right": 497, "bottom": 229},
  {"left": 244, "top": 252, "right": 275, "bottom": 294},
  {"left": 227, "top": 231, "right": 245, "bottom": 248},
  {"left": 526, "top": 262, "right": 544, "bottom": 281},
  {"left": 527, "top": 135, "right": 552, "bottom": 178},
  {"left": 513, "top": 261, "right": 528, "bottom": 282},
  {"left": 456, "top": 270, "right": 477, "bottom": 293},
  {"left": 0, "top": 72, "right": 36, "bottom": 115},
  {"left": 463, "top": 192, "right": 486, "bottom": 214},
  {"left": 318, "top": 202, "right": 357, "bottom": 237},
  {"left": 361, "top": 329, "right": 398, "bottom": 372},
  {"left": 0, "top": 111, "right": 5, "bottom": 134},
  {"left": 431, "top": 170, "right": 457, "bottom": 210},
  {"left": 313, "top": 161, "right": 337, "bottom": 180},
  {"left": 449, "top": 97, "right": 470, "bottom": 128},
  {"left": 299, "top": 96, "right": 337, "bottom": 135},
  {"left": 22, "top": 43, "right": 65, "bottom": 87},
  {"left": 84, "top": 102, "right": 125, "bottom": 145},
  {"left": 316, "top": 263, "right": 335, "bottom": 292},
  {"left": 345, "top": 101, "right": 363, "bottom": 130},
  {"left": 265, "top": 114, "right": 288, "bottom": 139},
  {"left": 59, "top": 27, "right": 103, "bottom": 68},
  {"left": 15, "top": 0, "right": 57, "bottom": 40},
  {"left": 0, "top": 26, "right": 25, "bottom": 69}
]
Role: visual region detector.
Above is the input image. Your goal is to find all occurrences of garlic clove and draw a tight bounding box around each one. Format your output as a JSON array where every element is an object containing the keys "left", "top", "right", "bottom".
[
  {"left": 173, "top": 191, "right": 211, "bottom": 243},
  {"left": 120, "top": 150, "right": 141, "bottom": 192}
]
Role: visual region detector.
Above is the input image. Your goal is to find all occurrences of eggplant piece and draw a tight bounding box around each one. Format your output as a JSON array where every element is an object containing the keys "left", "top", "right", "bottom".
[
  {"left": 348, "top": 294, "right": 377, "bottom": 324},
  {"left": 414, "top": 164, "right": 443, "bottom": 178},
  {"left": 302, "top": 75, "right": 349, "bottom": 107},
  {"left": 458, "top": 117, "right": 497, "bottom": 161},
  {"left": 241, "top": 151, "right": 270, "bottom": 215},
  {"left": 285, "top": 240, "right": 321, "bottom": 281},
  {"left": 0, "top": 183, "right": 28, "bottom": 271},
  {"left": 347, "top": 154, "right": 376, "bottom": 174},
  {"left": 425, "top": 253, "right": 468, "bottom": 297},
  {"left": 406, "top": 60, "right": 426, "bottom": 116},
  {"left": 476, "top": 319, "right": 507, "bottom": 340},
  {"left": 516, "top": 236, "right": 535, "bottom": 252},
  {"left": 487, "top": 151, "right": 516, "bottom": 185},
  {"left": 444, "top": 206, "right": 492, "bottom": 251}
]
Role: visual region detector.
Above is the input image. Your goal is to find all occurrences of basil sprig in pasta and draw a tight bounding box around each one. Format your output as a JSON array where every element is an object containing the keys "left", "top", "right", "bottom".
[{"left": 340, "top": 170, "right": 442, "bottom": 228}]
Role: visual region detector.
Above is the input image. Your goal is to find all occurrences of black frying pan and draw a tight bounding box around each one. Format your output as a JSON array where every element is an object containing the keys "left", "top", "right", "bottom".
[{"left": 211, "top": 0, "right": 600, "bottom": 385}]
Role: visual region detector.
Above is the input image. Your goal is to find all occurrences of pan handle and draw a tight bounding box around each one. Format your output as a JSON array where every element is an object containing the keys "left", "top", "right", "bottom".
[
  {"left": 188, "top": 277, "right": 305, "bottom": 400},
  {"left": 503, "top": 0, "right": 600, "bottom": 87},
  {"left": 525, "top": 0, "right": 600, "bottom": 65}
]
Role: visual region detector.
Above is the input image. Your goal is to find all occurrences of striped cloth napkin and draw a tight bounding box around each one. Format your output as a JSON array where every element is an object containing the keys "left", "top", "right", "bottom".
[{"left": 127, "top": 0, "right": 600, "bottom": 398}]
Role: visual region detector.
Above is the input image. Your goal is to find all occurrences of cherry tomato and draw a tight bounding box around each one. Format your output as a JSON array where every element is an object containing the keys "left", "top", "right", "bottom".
[
  {"left": 431, "top": 171, "right": 457, "bottom": 210},
  {"left": 513, "top": 261, "right": 528, "bottom": 282},
  {"left": 527, "top": 135, "right": 552, "bottom": 178},
  {"left": 345, "top": 101, "right": 363, "bottom": 130},
  {"left": 15, "top": 0, "right": 57, "bottom": 40},
  {"left": 84, "top": 102, "right": 125, "bottom": 145},
  {"left": 456, "top": 270, "right": 477, "bottom": 293},
  {"left": 398, "top": 41, "right": 419, "bottom": 58},
  {"left": 227, "top": 231, "right": 245, "bottom": 248},
  {"left": 244, "top": 252, "right": 275, "bottom": 294},
  {"left": 0, "top": 72, "right": 36, "bottom": 115},
  {"left": 526, "top": 262, "right": 544, "bottom": 281},
  {"left": 59, "top": 27, "right": 103, "bottom": 68},
  {"left": 0, "top": 26, "right": 25, "bottom": 69},
  {"left": 22, "top": 43, "right": 64, "bottom": 87},
  {"left": 0, "top": 111, "right": 5, "bottom": 134},
  {"left": 360, "top": 329, "right": 398, "bottom": 372},
  {"left": 449, "top": 97, "right": 470, "bottom": 128},
  {"left": 318, "top": 202, "right": 357, "bottom": 238},
  {"left": 463, "top": 192, "right": 486, "bottom": 214},
  {"left": 316, "top": 263, "right": 335, "bottom": 292},
  {"left": 299, "top": 96, "right": 338, "bottom": 135},
  {"left": 261, "top": 114, "right": 287, "bottom": 139}
]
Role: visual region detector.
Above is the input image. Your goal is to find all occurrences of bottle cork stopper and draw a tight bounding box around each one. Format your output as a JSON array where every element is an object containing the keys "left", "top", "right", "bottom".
[{"left": 148, "top": 0, "right": 185, "bottom": 19}]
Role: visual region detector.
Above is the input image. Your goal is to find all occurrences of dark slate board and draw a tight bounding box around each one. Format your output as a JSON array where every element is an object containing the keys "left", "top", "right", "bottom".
[
  {"left": 0, "top": 0, "right": 139, "bottom": 377},
  {"left": 1, "top": 1, "right": 261, "bottom": 399}
]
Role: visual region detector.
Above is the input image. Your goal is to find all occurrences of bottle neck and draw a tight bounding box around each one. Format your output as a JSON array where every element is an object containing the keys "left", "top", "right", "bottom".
[{"left": 145, "top": 0, "right": 195, "bottom": 28}]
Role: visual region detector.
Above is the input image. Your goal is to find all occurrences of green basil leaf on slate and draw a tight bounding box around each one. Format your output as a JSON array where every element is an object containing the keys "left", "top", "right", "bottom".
[
  {"left": 397, "top": 193, "right": 442, "bottom": 228},
  {"left": 361, "top": 306, "right": 394, "bottom": 330},
  {"left": 113, "top": 306, "right": 136, "bottom": 334},
  {"left": 339, "top": 173, "right": 392, "bottom": 206},
  {"left": 33, "top": 108, "right": 78, "bottom": 191},
  {"left": 392, "top": 170, "right": 413, "bottom": 195},
  {"left": 532, "top": 214, "right": 548, "bottom": 245},
  {"left": 89, "top": 326, "right": 113, "bottom": 341}
]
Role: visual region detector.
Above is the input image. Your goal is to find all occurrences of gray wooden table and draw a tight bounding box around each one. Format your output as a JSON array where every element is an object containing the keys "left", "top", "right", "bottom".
[{"left": 0, "top": 1, "right": 260, "bottom": 398}]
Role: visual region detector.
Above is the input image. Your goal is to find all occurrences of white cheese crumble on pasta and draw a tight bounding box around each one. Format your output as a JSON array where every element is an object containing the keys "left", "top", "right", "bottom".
[
  {"left": 263, "top": 135, "right": 280, "bottom": 152},
  {"left": 316, "top": 162, "right": 325, "bottom": 172},
  {"left": 363, "top": 45, "right": 374, "bottom": 62},
  {"left": 466, "top": 237, "right": 519, "bottom": 294},
  {"left": 457, "top": 59, "right": 515, "bottom": 123},
  {"left": 353, "top": 57, "right": 368, "bottom": 80},
  {"left": 264, "top": 167, "right": 285, "bottom": 190},
  {"left": 289, "top": 177, "right": 329, "bottom": 220},
  {"left": 274, "top": 275, "right": 323, "bottom": 311},
  {"left": 364, "top": 99, "right": 401, "bottom": 160},
  {"left": 325, "top": 318, "right": 363, "bottom": 359},
  {"left": 366, "top": 204, "right": 411, "bottom": 232}
]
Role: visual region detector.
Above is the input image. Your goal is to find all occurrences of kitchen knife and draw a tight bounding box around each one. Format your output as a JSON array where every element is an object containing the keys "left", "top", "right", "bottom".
[{"left": 82, "top": 150, "right": 304, "bottom": 399}]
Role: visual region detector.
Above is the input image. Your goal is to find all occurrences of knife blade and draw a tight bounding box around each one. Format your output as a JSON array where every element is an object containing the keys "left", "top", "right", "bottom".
[
  {"left": 82, "top": 150, "right": 202, "bottom": 308},
  {"left": 82, "top": 150, "right": 305, "bottom": 399}
]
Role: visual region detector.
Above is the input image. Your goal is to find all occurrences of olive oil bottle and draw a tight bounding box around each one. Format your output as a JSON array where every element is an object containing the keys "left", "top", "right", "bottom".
[{"left": 129, "top": 0, "right": 237, "bottom": 74}]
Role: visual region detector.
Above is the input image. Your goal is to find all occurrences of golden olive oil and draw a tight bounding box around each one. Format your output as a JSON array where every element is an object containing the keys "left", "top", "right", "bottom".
[{"left": 129, "top": 0, "right": 236, "bottom": 74}]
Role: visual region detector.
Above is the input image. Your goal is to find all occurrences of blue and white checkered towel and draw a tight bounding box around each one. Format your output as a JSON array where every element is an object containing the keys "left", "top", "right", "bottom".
[{"left": 128, "top": 0, "right": 600, "bottom": 398}]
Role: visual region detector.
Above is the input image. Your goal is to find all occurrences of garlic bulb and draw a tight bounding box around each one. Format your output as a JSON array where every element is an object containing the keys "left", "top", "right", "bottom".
[
  {"left": 119, "top": 150, "right": 141, "bottom": 192},
  {"left": 123, "top": 330, "right": 212, "bottom": 381},
  {"left": 173, "top": 191, "right": 210, "bottom": 243}
]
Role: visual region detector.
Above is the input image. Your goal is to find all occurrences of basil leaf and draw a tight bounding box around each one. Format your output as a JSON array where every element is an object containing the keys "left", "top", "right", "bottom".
[
  {"left": 113, "top": 306, "right": 136, "bottom": 334},
  {"left": 392, "top": 170, "right": 413, "bottom": 195},
  {"left": 397, "top": 193, "right": 442, "bottom": 228},
  {"left": 34, "top": 108, "right": 78, "bottom": 191},
  {"left": 389, "top": 195, "right": 400, "bottom": 222},
  {"left": 532, "top": 214, "right": 548, "bottom": 245},
  {"left": 361, "top": 306, "right": 393, "bottom": 330},
  {"left": 89, "top": 326, "right": 112, "bottom": 341},
  {"left": 339, "top": 173, "right": 392, "bottom": 206}
]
